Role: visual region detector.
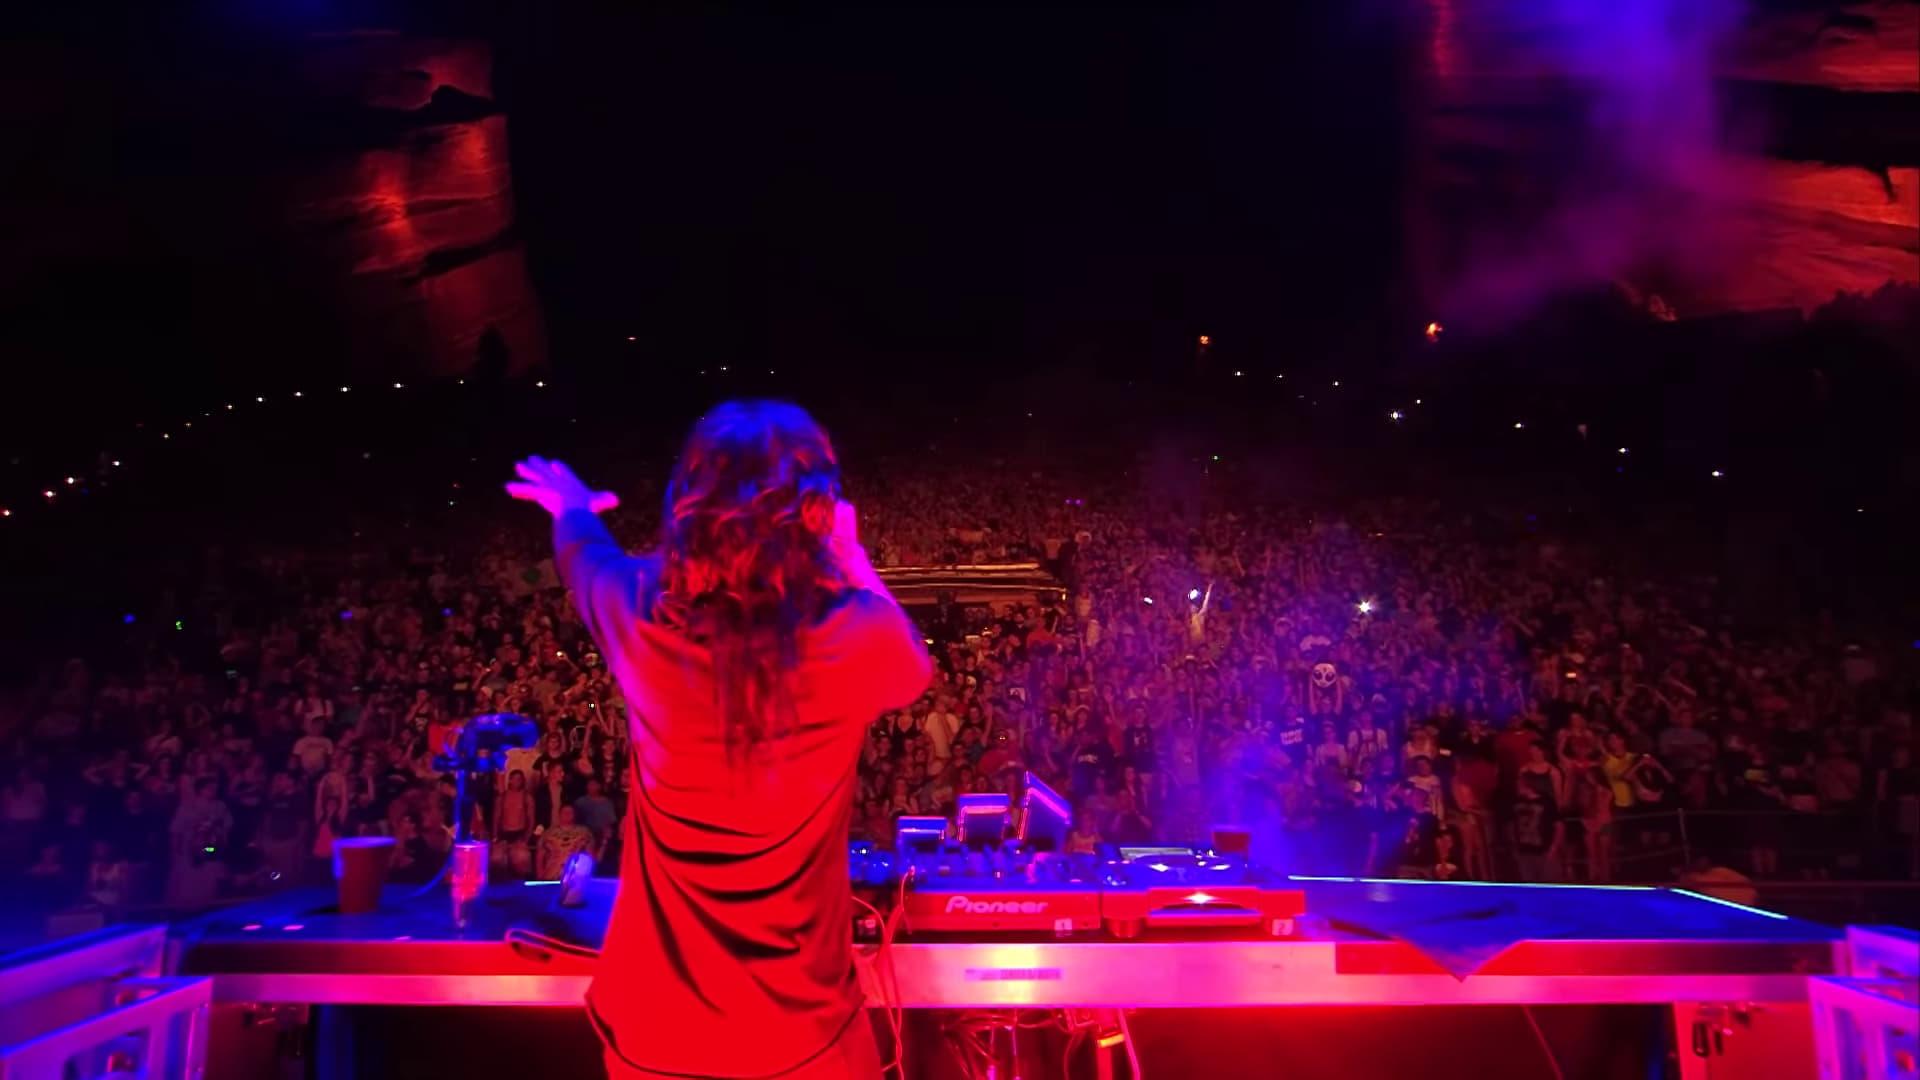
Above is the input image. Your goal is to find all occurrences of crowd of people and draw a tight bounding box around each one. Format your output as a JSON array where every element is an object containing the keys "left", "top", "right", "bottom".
[
  {"left": 2, "top": 446, "right": 1915, "bottom": 923},
  {"left": 853, "top": 472, "right": 1916, "bottom": 887}
]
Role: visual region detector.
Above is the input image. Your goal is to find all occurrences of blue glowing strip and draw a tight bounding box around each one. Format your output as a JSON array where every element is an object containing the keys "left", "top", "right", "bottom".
[
  {"left": 1670, "top": 888, "right": 1790, "bottom": 920},
  {"left": 1286, "top": 875, "right": 1653, "bottom": 890},
  {"left": 1363, "top": 878, "right": 1653, "bottom": 891},
  {"left": 525, "top": 879, "right": 561, "bottom": 886}
]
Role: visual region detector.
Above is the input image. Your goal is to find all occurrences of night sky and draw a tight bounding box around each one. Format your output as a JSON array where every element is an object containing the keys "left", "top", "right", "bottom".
[
  {"left": 0, "top": 2, "right": 1410, "bottom": 448},
  {"left": 0, "top": 2, "right": 1913, "bottom": 638},
  {"left": 497, "top": 5, "right": 1409, "bottom": 375},
  {"left": 5, "top": 3, "right": 1907, "bottom": 450}
]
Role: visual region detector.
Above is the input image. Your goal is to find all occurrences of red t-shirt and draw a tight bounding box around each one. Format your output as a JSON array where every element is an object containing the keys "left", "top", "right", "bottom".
[
  {"left": 555, "top": 512, "right": 930, "bottom": 1077},
  {"left": 426, "top": 719, "right": 462, "bottom": 759}
]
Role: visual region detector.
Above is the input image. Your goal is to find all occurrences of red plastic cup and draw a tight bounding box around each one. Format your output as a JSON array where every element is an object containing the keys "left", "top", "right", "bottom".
[
  {"left": 332, "top": 836, "right": 397, "bottom": 914},
  {"left": 1210, "top": 825, "right": 1252, "bottom": 856}
]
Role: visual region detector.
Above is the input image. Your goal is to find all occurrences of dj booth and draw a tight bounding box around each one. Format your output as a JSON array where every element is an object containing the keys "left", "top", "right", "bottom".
[
  {"left": 5, "top": 762, "right": 1910, "bottom": 1080},
  {"left": 9, "top": 873, "right": 1916, "bottom": 1079},
  {"left": 169, "top": 877, "right": 1835, "bottom": 1012}
]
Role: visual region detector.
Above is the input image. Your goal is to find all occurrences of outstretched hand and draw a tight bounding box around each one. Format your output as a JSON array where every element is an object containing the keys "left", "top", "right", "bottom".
[{"left": 505, "top": 456, "right": 620, "bottom": 517}]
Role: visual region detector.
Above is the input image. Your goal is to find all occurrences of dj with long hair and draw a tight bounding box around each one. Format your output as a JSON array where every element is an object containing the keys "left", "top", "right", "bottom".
[{"left": 507, "top": 400, "right": 931, "bottom": 1079}]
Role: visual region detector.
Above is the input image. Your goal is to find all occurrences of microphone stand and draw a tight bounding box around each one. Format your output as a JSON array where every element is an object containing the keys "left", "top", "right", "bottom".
[{"left": 411, "top": 713, "right": 541, "bottom": 910}]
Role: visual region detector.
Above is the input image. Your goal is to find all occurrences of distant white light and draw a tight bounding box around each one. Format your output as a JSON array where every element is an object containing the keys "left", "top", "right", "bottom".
[
  {"left": 1332, "top": 380, "right": 1341, "bottom": 387},
  {"left": 256, "top": 395, "right": 265, "bottom": 403},
  {"left": 1357, "top": 599, "right": 1374, "bottom": 614},
  {"left": 111, "top": 460, "right": 121, "bottom": 467},
  {"left": 1188, "top": 589, "right": 1201, "bottom": 601},
  {"left": 1617, "top": 446, "right": 1629, "bottom": 455},
  {"left": 1233, "top": 370, "right": 1243, "bottom": 377},
  {"left": 340, "top": 386, "right": 350, "bottom": 392},
  {"left": 293, "top": 391, "right": 303, "bottom": 397},
  {"left": 1142, "top": 597, "right": 1154, "bottom": 605},
  {"left": 1388, "top": 410, "right": 1404, "bottom": 422},
  {"left": 1414, "top": 398, "right": 1423, "bottom": 405},
  {"left": 392, "top": 382, "right": 403, "bottom": 389},
  {"left": 1710, "top": 469, "right": 1724, "bottom": 478},
  {"left": 535, "top": 380, "right": 546, "bottom": 388},
  {"left": 65, "top": 476, "right": 76, "bottom": 485},
  {"left": 1513, "top": 421, "right": 1525, "bottom": 430}
]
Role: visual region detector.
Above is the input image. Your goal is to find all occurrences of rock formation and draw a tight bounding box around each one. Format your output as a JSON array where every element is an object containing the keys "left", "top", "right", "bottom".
[
  {"left": 1412, "top": 0, "right": 1918, "bottom": 322},
  {"left": 280, "top": 33, "right": 544, "bottom": 378}
]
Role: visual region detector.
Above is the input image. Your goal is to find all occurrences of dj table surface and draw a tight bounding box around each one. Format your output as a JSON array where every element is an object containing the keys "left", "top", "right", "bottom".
[{"left": 172, "top": 878, "right": 1841, "bottom": 1010}]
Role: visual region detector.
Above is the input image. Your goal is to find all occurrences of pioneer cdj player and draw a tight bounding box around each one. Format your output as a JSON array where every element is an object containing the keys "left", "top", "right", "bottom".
[{"left": 851, "top": 774, "right": 1307, "bottom": 939}]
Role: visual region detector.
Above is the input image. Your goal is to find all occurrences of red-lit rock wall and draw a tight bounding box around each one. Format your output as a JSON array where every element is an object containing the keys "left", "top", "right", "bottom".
[
  {"left": 281, "top": 33, "right": 544, "bottom": 377},
  {"left": 1726, "top": 0, "right": 1920, "bottom": 91},
  {"left": 1412, "top": 0, "right": 1919, "bottom": 322}
]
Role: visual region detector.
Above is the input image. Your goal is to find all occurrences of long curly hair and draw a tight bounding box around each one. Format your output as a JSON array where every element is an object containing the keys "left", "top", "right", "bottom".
[{"left": 653, "top": 400, "right": 847, "bottom": 764}]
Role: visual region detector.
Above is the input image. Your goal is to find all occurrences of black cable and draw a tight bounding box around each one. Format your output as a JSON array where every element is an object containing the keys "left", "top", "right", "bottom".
[
  {"left": 409, "top": 854, "right": 452, "bottom": 899},
  {"left": 504, "top": 926, "right": 602, "bottom": 960},
  {"left": 1521, "top": 1005, "right": 1566, "bottom": 1080},
  {"left": 409, "top": 766, "right": 471, "bottom": 898},
  {"left": 852, "top": 874, "right": 910, "bottom": 1079}
]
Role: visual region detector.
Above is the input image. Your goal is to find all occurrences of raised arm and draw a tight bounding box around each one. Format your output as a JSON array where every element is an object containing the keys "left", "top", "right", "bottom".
[
  {"left": 827, "top": 501, "right": 933, "bottom": 712},
  {"left": 506, "top": 456, "right": 651, "bottom": 646},
  {"left": 553, "top": 509, "right": 657, "bottom": 645},
  {"left": 827, "top": 500, "right": 892, "bottom": 598}
]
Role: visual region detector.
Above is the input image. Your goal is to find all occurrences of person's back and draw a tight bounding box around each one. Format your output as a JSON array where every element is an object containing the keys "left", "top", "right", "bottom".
[
  {"left": 509, "top": 401, "right": 931, "bottom": 1079},
  {"left": 584, "top": 595, "right": 926, "bottom": 1076}
]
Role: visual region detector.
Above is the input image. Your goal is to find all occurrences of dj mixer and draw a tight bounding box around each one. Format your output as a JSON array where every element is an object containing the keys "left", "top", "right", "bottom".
[{"left": 852, "top": 841, "right": 1109, "bottom": 934}]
